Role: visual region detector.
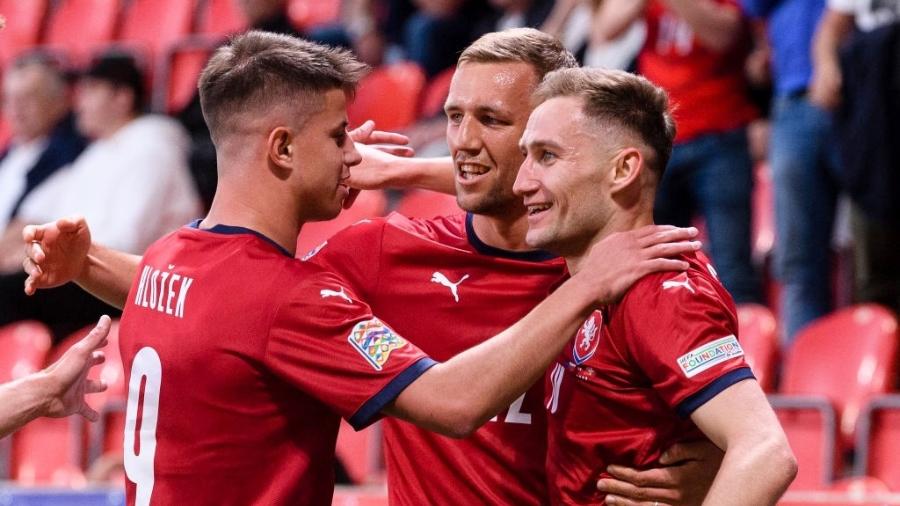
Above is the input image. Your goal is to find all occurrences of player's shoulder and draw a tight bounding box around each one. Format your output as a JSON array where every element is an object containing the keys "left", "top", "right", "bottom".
[{"left": 619, "top": 251, "right": 731, "bottom": 314}]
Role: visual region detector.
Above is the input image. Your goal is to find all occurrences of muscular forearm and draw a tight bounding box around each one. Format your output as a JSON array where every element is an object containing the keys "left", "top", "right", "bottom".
[
  {"left": 663, "top": 0, "right": 743, "bottom": 52},
  {"left": 77, "top": 244, "right": 141, "bottom": 309},
  {"left": 387, "top": 277, "right": 596, "bottom": 437},
  {"left": 393, "top": 157, "right": 456, "bottom": 195},
  {"left": 0, "top": 374, "right": 50, "bottom": 438},
  {"left": 703, "top": 436, "right": 796, "bottom": 505},
  {"left": 592, "top": 0, "right": 647, "bottom": 44}
]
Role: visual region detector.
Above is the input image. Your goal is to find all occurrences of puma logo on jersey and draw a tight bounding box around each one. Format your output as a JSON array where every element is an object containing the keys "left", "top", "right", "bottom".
[
  {"left": 320, "top": 286, "right": 353, "bottom": 304},
  {"left": 662, "top": 274, "right": 695, "bottom": 294},
  {"left": 431, "top": 272, "right": 469, "bottom": 302}
]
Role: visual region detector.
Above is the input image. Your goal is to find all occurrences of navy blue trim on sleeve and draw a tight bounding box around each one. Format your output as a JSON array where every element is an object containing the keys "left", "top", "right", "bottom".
[
  {"left": 676, "top": 367, "right": 756, "bottom": 419},
  {"left": 465, "top": 213, "right": 558, "bottom": 262},
  {"left": 348, "top": 356, "right": 439, "bottom": 430}
]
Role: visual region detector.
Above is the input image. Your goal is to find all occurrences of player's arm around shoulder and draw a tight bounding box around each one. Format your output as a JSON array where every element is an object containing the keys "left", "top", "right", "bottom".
[{"left": 690, "top": 379, "right": 797, "bottom": 505}]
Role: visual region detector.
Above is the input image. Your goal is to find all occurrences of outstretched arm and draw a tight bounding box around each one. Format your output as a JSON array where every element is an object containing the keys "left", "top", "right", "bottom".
[
  {"left": 387, "top": 225, "right": 702, "bottom": 437},
  {"left": 661, "top": 0, "right": 744, "bottom": 52},
  {"left": 348, "top": 152, "right": 457, "bottom": 195},
  {"left": 0, "top": 316, "right": 110, "bottom": 438},
  {"left": 22, "top": 216, "right": 139, "bottom": 309}
]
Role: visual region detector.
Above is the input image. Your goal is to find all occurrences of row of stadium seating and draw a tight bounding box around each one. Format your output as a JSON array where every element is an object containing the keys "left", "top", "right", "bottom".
[{"left": 0, "top": 0, "right": 455, "bottom": 147}]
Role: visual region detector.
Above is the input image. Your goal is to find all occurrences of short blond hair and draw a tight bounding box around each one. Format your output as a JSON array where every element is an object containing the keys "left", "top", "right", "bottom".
[
  {"left": 534, "top": 68, "right": 676, "bottom": 175},
  {"left": 458, "top": 28, "right": 577, "bottom": 80}
]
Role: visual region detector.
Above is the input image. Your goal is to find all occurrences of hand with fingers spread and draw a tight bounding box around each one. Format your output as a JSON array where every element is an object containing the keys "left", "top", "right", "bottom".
[
  {"left": 0, "top": 315, "right": 110, "bottom": 438},
  {"left": 22, "top": 215, "right": 92, "bottom": 295},
  {"left": 344, "top": 120, "right": 415, "bottom": 207},
  {"left": 573, "top": 225, "right": 701, "bottom": 305},
  {"left": 599, "top": 440, "right": 724, "bottom": 506}
]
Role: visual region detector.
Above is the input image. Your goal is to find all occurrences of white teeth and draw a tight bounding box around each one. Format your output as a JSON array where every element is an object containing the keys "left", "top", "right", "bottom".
[
  {"left": 527, "top": 204, "right": 550, "bottom": 215},
  {"left": 459, "top": 164, "right": 488, "bottom": 176}
]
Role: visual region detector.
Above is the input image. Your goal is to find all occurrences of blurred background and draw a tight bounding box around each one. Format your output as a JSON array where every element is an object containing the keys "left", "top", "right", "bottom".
[{"left": 0, "top": 0, "right": 897, "bottom": 504}]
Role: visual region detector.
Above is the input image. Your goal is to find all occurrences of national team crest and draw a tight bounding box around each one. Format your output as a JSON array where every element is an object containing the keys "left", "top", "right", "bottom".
[
  {"left": 347, "top": 318, "right": 408, "bottom": 370},
  {"left": 572, "top": 312, "right": 602, "bottom": 365}
]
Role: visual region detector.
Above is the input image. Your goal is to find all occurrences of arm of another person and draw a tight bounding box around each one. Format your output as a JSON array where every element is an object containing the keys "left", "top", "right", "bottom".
[
  {"left": 385, "top": 226, "right": 701, "bottom": 437},
  {"left": 691, "top": 379, "right": 797, "bottom": 505},
  {"left": 661, "top": 0, "right": 744, "bottom": 52},
  {"left": 0, "top": 316, "right": 110, "bottom": 438},
  {"left": 348, "top": 150, "right": 456, "bottom": 195},
  {"left": 22, "top": 216, "right": 139, "bottom": 309},
  {"left": 592, "top": 0, "right": 648, "bottom": 44},
  {"left": 810, "top": 7, "right": 855, "bottom": 110}
]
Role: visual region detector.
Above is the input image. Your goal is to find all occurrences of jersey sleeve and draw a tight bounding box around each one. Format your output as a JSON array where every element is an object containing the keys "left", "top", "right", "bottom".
[
  {"left": 619, "top": 273, "right": 754, "bottom": 418},
  {"left": 303, "top": 218, "right": 386, "bottom": 300},
  {"left": 265, "top": 265, "right": 436, "bottom": 430}
]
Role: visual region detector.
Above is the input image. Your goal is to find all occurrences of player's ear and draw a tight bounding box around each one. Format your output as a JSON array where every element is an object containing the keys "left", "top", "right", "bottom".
[
  {"left": 267, "top": 126, "right": 294, "bottom": 173},
  {"left": 609, "top": 147, "right": 644, "bottom": 194}
]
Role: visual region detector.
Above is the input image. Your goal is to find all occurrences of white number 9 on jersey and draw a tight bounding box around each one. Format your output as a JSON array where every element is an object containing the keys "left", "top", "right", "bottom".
[{"left": 124, "top": 347, "right": 162, "bottom": 506}]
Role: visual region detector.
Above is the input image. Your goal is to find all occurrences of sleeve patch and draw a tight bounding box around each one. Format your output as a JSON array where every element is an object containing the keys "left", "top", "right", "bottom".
[
  {"left": 677, "top": 335, "right": 744, "bottom": 378},
  {"left": 348, "top": 318, "right": 408, "bottom": 370}
]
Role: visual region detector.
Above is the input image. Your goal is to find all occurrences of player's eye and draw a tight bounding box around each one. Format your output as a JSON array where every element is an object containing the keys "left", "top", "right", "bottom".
[
  {"left": 446, "top": 112, "right": 462, "bottom": 125},
  {"left": 540, "top": 150, "right": 556, "bottom": 163},
  {"left": 334, "top": 132, "right": 348, "bottom": 146}
]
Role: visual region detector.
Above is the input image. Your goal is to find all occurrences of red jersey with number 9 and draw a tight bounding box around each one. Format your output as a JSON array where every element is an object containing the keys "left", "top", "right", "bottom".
[
  {"left": 118, "top": 222, "right": 434, "bottom": 506},
  {"left": 308, "top": 212, "right": 568, "bottom": 506}
]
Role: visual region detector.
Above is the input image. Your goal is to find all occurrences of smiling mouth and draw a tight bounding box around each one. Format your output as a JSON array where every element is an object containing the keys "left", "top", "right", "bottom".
[
  {"left": 457, "top": 163, "right": 490, "bottom": 182},
  {"left": 526, "top": 203, "right": 551, "bottom": 217}
]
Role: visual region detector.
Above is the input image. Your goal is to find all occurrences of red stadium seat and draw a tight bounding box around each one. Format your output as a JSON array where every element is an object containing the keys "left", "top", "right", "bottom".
[
  {"left": 768, "top": 396, "right": 839, "bottom": 490},
  {"left": 419, "top": 67, "right": 455, "bottom": 119},
  {"left": 780, "top": 476, "right": 892, "bottom": 506},
  {"left": 336, "top": 420, "right": 384, "bottom": 484},
  {"left": 43, "top": 0, "right": 121, "bottom": 62},
  {"left": 117, "top": 0, "right": 195, "bottom": 64},
  {"left": 10, "top": 417, "right": 86, "bottom": 486},
  {"left": 0, "top": 0, "right": 49, "bottom": 64},
  {"left": 855, "top": 395, "right": 900, "bottom": 491},
  {"left": 348, "top": 62, "right": 427, "bottom": 131},
  {"left": 781, "top": 304, "right": 898, "bottom": 449},
  {"left": 736, "top": 304, "right": 779, "bottom": 392},
  {"left": 394, "top": 190, "right": 461, "bottom": 219},
  {"left": 288, "top": 0, "right": 342, "bottom": 30},
  {"left": 295, "top": 190, "right": 388, "bottom": 258},
  {"left": 154, "top": 40, "right": 217, "bottom": 113},
  {"left": 0, "top": 321, "right": 52, "bottom": 382},
  {"left": 197, "top": 0, "right": 246, "bottom": 37}
]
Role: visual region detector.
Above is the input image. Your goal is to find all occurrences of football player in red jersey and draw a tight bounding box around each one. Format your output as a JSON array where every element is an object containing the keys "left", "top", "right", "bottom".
[
  {"left": 23, "top": 29, "right": 725, "bottom": 505},
  {"left": 17, "top": 31, "right": 703, "bottom": 506},
  {"left": 514, "top": 67, "right": 796, "bottom": 505}
]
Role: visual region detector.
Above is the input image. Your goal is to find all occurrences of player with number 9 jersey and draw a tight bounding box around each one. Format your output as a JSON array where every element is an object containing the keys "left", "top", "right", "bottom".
[
  {"left": 308, "top": 212, "right": 567, "bottom": 505},
  {"left": 119, "top": 221, "right": 436, "bottom": 506}
]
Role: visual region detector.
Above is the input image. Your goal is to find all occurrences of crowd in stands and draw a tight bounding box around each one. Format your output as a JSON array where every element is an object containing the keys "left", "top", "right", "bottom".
[{"left": 0, "top": 0, "right": 898, "bottom": 492}]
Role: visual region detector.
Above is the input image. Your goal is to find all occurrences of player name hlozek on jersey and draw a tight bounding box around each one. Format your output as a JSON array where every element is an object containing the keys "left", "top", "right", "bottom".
[{"left": 132, "top": 264, "right": 194, "bottom": 318}]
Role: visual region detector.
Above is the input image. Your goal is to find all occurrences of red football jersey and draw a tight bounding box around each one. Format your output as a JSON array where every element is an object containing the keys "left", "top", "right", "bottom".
[
  {"left": 545, "top": 251, "right": 754, "bottom": 505},
  {"left": 639, "top": 0, "right": 757, "bottom": 142},
  {"left": 118, "top": 222, "right": 435, "bottom": 506},
  {"left": 308, "top": 212, "right": 567, "bottom": 505}
]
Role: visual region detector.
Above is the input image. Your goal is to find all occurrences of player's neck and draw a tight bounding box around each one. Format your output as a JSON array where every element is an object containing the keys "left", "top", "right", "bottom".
[
  {"left": 203, "top": 181, "right": 300, "bottom": 256},
  {"left": 470, "top": 210, "right": 532, "bottom": 252},
  {"left": 565, "top": 211, "right": 654, "bottom": 275}
]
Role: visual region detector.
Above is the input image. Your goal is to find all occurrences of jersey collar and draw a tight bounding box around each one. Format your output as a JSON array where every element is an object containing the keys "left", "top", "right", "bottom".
[
  {"left": 187, "top": 219, "right": 294, "bottom": 258},
  {"left": 465, "top": 213, "right": 557, "bottom": 262}
]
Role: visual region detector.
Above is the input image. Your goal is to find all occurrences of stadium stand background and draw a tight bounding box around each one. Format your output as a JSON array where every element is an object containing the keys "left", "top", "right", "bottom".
[{"left": 0, "top": 0, "right": 898, "bottom": 504}]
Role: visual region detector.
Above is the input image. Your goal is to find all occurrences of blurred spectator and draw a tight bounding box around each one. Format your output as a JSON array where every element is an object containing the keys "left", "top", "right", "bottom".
[
  {"left": 742, "top": 0, "right": 843, "bottom": 342},
  {"left": 477, "top": 0, "right": 555, "bottom": 32},
  {"left": 543, "top": 0, "right": 645, "bottom": 69},
  {"left": 594, "top": 0, "right": 762, "bottom": 304},
  {"left": 0, "top": 53, "right": 200, "bottom": 339},
  {"left": 0, "top": 53, "right": 87, "bottom": 266},
  {"left": 813, "top": 0, "right": 900, "bottom": 315}
]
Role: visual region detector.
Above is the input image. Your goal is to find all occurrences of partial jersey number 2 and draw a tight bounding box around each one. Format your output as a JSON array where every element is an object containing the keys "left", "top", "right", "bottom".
[{"left": 124, "top": 347, "right": 162, "bottom": 506}]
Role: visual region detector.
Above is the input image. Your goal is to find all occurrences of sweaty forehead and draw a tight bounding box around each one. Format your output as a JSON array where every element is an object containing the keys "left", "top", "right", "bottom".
[{"left": 446, "top": 62, "right": 538, "bottom": 111}]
